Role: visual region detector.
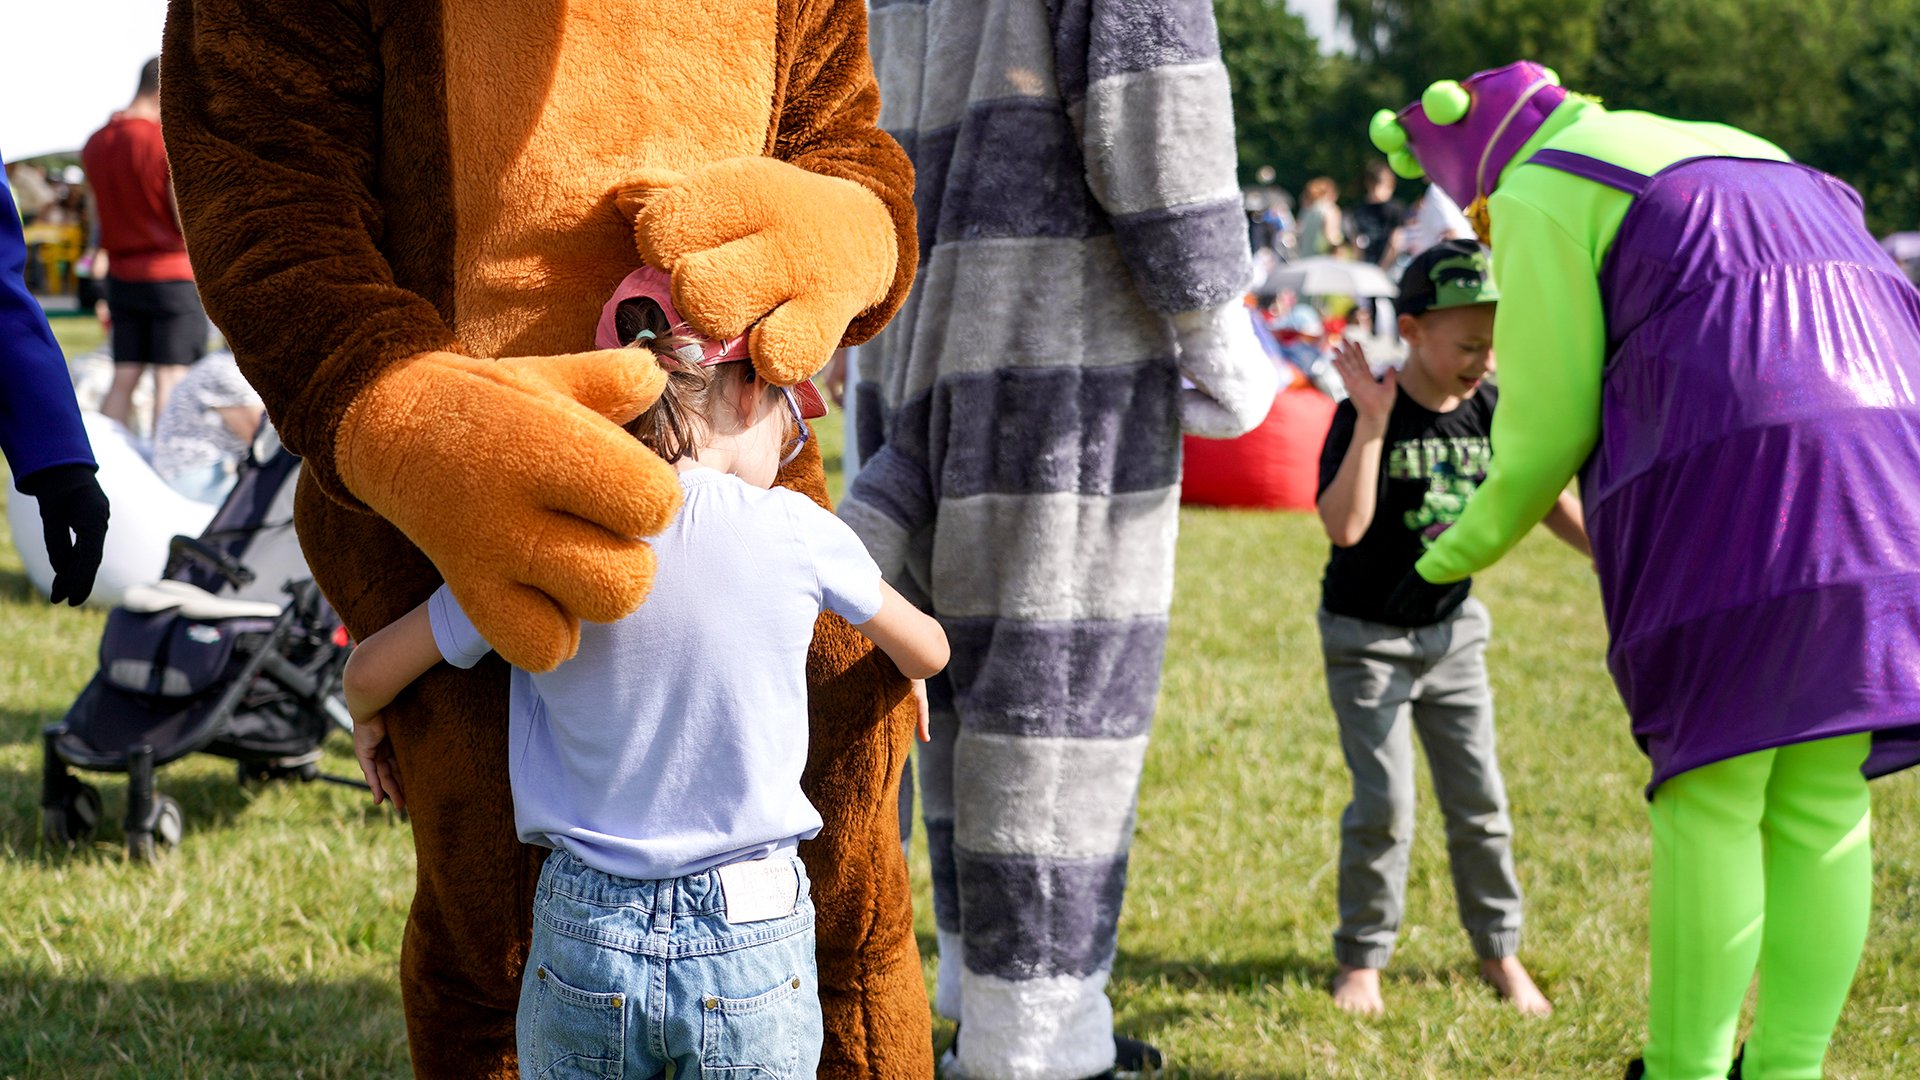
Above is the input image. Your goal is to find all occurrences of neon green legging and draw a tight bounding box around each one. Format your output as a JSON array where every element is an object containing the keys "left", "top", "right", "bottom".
[{"left": 1646, "top": 733, "right": 1874, "bottom": 1080}]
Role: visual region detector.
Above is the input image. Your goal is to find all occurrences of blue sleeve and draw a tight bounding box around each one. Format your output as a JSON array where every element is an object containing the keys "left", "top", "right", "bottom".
[
  {"left": 793, "top": 496, "right": 884, "bottom": 624},
  {"left": 0, "top": 171, "right": 94, "bottom": 485},
  {"left": 428, "top": 583, "right": 493, "bottom": 669}
]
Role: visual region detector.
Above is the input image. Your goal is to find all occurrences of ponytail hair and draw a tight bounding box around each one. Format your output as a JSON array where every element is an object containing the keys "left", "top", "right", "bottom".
[{"left": 615, "top": 296, "right": 771, "bottom": 462}]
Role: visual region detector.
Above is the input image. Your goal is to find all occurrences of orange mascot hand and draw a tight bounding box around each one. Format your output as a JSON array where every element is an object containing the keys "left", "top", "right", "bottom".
[
  {"left": 619, "top": 157, "right": 899, "bottom": 386},
  {"left": 336, "top": 349, "right": 681, "bottom": 673}
]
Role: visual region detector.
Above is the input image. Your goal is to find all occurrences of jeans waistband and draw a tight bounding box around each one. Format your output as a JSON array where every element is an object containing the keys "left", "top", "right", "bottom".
[{"left": 539, "top": 844, "right": 805, "bottom": 916}]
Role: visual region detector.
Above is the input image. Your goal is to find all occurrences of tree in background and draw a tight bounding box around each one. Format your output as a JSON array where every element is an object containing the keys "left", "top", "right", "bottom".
[
  {"left": 1815, "top": 1, "right": 1920, "bottom": 236},
  {"left": 1217, "top": 0, "right": 1920, "bottom": 235},
  {"left": 1339, "top": 0, "right": 1600, "bottom": 101},
  {"left": 1213, "top": 0, "right": 1325, "bottom": 195},
  {"left": 1590, "top": 1, "right": 1862, "bottom": 164}
]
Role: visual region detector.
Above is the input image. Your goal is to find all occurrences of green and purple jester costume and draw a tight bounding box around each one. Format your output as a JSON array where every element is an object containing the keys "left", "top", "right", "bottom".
[{"left": 1372, "top": 62, "right": 1920, "bottom": 1080}]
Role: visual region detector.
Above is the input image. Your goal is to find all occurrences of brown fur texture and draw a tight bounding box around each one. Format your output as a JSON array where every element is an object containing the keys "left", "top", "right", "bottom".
[
  {"left": 784, "top": 440, "right": 933, "bottom": 1080},
  {"left": 162, "top": 0, "right": 925, "bottom": 1075},
  {"left": 335, "top": 348, "right": 678, "bottom": 672},
  {"left": 623, "top": 158, "right": 899, "bottom": 386}
]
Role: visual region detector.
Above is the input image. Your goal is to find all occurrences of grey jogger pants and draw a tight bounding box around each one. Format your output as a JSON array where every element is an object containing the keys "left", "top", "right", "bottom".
[{"left": 1318, "top": 598, "right": 1524, "bottom": 969}]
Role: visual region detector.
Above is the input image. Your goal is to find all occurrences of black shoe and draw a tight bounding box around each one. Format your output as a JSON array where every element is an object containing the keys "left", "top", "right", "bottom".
[
  {"left": 1622, "top": 1053, "right": 1743, "bottom": 1080},
  {"left": 1107, "top": 1034, "right": 1165, "bottom": 1080}
]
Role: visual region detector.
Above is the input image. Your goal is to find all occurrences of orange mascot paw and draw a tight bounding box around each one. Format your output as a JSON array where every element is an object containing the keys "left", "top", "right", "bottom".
[
  {"left": 337, "top": 349, "right": 681, "bottom": 672},
  {"left": 617, "top": 158, "right": 898, "bottom": 387}
]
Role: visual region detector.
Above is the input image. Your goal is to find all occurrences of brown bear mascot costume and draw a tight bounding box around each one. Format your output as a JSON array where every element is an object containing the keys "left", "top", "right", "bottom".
[{"left": 157, "top": 3, "right": 927, "bottom": 1077}]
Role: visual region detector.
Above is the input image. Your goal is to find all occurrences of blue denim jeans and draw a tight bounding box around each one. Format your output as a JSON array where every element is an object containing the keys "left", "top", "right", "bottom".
[{"left": 517, "top": 848, "right": 822, "bottom": 1079}]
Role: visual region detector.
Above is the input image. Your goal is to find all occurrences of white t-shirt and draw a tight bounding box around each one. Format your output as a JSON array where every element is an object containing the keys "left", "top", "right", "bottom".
[
  {"left": 150, "top": 351, "right": 262, "bottom": 481},
  {"left": 430, "top": 467, "right": 885, "bottom": 881},
  {"left": 1402, "top": 185, "right": 1474, "bottom": 257}
]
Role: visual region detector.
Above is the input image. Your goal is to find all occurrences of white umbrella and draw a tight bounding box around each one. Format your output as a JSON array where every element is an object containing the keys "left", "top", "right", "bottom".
[{"left": 1263, "top": 257, "right": 1398, "bottom": 299}]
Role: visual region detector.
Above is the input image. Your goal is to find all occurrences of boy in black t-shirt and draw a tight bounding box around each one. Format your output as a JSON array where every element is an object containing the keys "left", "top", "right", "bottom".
[{"left": 1314, "top": 239, "right": 1590, "bottom": 1018}]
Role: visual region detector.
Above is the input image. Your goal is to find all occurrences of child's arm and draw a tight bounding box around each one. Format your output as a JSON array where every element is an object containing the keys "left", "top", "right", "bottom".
[
  {"left": 1541, "top": 490, "right": 1593, "bottom": 559},
  {"left": 341, "top": 602, "right": 443, "bottom": 722},
  {"left": 340, "top": 601, "right": 444, "bottom": 808},
  {"left": 854, "top": 581, "right": 950, "bottom": 681},
  {"left": 1415, "top": 193, "right": 1604, "bottom": 584},
  {"left": 1317, "top": 340, "right": 1396, "bottom": 546}
]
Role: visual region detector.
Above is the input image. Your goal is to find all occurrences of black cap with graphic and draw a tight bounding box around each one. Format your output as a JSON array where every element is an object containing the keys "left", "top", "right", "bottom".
[{"left": 1397, "top": 238, "right": 1499, "bottom": 317}]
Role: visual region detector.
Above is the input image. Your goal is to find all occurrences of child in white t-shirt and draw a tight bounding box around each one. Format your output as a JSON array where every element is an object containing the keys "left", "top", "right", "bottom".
[{"left": 340, "top": 266, "right": 948, "bottom": 1079}]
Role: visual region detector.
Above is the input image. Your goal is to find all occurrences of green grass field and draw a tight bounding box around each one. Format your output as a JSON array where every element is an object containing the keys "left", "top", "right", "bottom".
[{"left": 1, "top": 325, "right": 1914, "bottom": 1077}]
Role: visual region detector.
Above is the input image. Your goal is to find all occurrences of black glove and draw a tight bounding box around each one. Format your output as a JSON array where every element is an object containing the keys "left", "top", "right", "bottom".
[
  {"left": 18, "top": 463, "right": 110, "bottom": 606},
  {"left": 1381, "top": 568, "right": 1472, "bottom": 627}
]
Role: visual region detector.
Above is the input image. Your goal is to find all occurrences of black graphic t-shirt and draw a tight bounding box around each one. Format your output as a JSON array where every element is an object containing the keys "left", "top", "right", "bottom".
[{"left": 1316, "top": 385, "right": 1497, "bottom": 623}]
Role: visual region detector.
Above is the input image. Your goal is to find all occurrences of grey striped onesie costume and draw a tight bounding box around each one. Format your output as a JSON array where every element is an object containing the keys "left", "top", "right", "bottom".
[{"left": 840, "top": 3, "right": 1264, "bottom": 1077}]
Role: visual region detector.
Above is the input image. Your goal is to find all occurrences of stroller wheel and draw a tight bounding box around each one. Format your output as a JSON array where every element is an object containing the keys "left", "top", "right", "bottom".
[
  {"left": 43, "top": 781, "right": 102, "bottom": 850},
  {"left": 128, "top": 796, "right": 184, "bottom": 863},
  {"left": 238, "top": 757, "right": 323, "bottom": 787},
  {"left": 155, "top": 796, "right": 184, "bottom": 846}
]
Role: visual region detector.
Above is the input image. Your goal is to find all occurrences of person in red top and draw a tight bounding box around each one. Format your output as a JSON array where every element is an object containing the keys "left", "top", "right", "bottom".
[{"left": 82, "top": 57, "right": 209, "bottom": 431}]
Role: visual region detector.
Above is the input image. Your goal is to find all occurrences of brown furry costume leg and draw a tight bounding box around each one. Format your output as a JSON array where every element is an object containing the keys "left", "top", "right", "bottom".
[
  {"left": 786, "top": 443, "right": 935, "bottom": 1080},
  {"left": 294, "top": 486, "right": 540, "bottom": 1077}
]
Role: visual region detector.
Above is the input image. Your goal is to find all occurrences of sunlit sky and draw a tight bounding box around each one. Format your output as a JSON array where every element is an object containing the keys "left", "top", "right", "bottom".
[
  {"left": 2, "top": 0, "right": 1350, "bottom": 163},
  {"left": 1, "top": 0, "right": 167, "bottom": 161}
]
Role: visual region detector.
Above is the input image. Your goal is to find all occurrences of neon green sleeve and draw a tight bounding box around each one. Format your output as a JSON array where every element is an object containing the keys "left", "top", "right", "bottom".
[
  {"left": 1411, "top": 103, "right": 1789, "bottom": 583},
  {"left": 1415, "top": 192, "right": 1604, "bottom": 582}
]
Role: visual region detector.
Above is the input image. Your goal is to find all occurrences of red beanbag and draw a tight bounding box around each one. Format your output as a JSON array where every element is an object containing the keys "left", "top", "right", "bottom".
[{"left": 1181, "top": 384, "right": 1337, "bottom": 510}]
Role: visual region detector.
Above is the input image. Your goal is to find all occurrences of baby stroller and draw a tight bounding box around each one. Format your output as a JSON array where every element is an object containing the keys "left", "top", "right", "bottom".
[{"left": 41, "top": 426, "right": 360, "bottom": 861}]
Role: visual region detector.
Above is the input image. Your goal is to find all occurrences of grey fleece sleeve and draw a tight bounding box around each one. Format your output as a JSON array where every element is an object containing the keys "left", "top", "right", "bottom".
[{"left": 1053, "top": 0, "right": 1253, "bottom": 314}]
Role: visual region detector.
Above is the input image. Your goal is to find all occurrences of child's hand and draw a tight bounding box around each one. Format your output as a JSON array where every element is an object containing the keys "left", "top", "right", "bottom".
[
  {"left": 911, "top": 679, "right": 932, "bottom": 743},
  {"left": 352, "top": 711, "right": 406, "bottom": 811},
  {"left": 1333, "top": 340, "right": 1396, "bottom": 422}
]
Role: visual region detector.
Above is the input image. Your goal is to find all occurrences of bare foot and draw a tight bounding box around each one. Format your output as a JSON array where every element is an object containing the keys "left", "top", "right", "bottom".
[
  {"left": 1480, "top": 956, "right": 1553, "bottom": 1016},
  {"left": 1331, "top": 965, "right": 1385, "bottom": 1016}
]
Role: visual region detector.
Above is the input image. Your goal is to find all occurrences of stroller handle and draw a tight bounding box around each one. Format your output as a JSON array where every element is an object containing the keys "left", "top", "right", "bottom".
[{"left": 168, "top": 535, "right": 257, "bottom": 589}]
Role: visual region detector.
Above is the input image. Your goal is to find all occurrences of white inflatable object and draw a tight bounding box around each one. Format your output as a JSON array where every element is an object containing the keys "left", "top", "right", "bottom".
[{"left": 7, "top": 412, "right": 217, "bottom": 608}]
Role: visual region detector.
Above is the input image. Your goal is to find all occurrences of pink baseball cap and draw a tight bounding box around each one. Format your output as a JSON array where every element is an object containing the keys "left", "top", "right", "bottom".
[{"left": 596, "top": 264, "right": 827, "bottom": 419}]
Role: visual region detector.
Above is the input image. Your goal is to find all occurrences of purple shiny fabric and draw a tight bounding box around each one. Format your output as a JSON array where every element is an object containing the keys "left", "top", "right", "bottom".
[
  {"left": 1399, "top": 61, "right": 1568, "bottom": 211},
  {"left": 1558, "top": 154, "right": 1920, "bottom": 793}
]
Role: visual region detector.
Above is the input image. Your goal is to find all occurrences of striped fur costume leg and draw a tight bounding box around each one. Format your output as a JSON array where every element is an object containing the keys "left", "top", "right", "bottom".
[{"left": 846, "top": 2, "right": 1253, "bottom": 1077}]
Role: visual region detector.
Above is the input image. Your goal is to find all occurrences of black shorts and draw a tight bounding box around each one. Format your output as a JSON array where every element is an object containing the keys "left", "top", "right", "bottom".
[{"left": 106, "top": 276, "right": 210, "bottom": 366}]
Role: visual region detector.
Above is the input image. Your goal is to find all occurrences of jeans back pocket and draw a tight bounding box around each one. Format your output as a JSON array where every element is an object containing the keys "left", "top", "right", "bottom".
[
  {"left": 699, "top": 973, "right": 812, "bottom": 1078},
  {"left": 522, "top": 962, "right": 627, "bottom": 1080}
]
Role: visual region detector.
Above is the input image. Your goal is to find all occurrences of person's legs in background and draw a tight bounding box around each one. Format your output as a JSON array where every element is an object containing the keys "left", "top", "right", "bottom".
[
  {"left": 152, "top": 363, "right": 188, "bottom": 426},
  {"left": 1743, "top": 733, "right": 1873, "bottom": 1079},
  {"left": 100, "top": 363, "right": 145, "bottom": 430},
  {"left": 146, "top": 280, "right": 211, "bottom": 423},
  {"left": 101, "top": 276, "right": 151, "bottom": 430}
]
